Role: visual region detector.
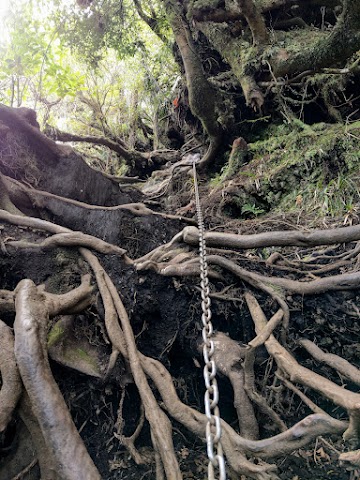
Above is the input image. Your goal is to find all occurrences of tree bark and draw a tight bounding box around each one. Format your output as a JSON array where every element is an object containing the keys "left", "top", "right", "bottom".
[
  {"left": 272, "top": 0, "right": 360, "bottom": 77},
  {"left": 165, "top": 0, "right": 224, "bottom": 167}
]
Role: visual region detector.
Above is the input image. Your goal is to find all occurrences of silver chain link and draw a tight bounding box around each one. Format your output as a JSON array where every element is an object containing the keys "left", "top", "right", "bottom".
[{"left": 192, "top": 160, "right": 226, "bottom": 480}]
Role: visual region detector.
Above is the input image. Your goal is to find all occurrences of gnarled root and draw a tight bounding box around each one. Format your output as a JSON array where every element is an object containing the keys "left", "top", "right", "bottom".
[
  {"left": 80, "top": 248, "right": 182, "bottom": 479},
  {"left": 0, "top": 320, "right": 22, "bottom": 432},
  {"left": 299, "top": 339, "right": 360, "bottom": 386},
  {"left": 14, "top": 279, "right": 101, "bottom": 480},
  {"left": 244, "top": 291, "right": 360, "bottom": 443}
]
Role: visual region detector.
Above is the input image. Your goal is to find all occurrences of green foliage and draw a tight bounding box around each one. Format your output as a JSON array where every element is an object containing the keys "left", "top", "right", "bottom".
[
  {"left": 0, "top": 2, "right": 45, "bottom": 106},
  {"left": 249, "top": 121, "right": 360, "bottom": 219},
  {"left": 0, "top": 0, "right": 85, "bottom": 112},
  {"left": 44, "top": 56, "right": 85, "bottom": 97},
  {"left": 51, "top": 0, "right": 172, "bottom": 66},
  {"left": 0, "top": 0, "right": 178, "bottom": 153},
  {"left": 241, "top": 203, "right": 265, "bottom": 217}
]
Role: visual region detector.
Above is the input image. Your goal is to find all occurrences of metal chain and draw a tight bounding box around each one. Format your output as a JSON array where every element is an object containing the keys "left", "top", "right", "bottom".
[{"left": 192, "top": 160, "right": 226, "bottom": 480}]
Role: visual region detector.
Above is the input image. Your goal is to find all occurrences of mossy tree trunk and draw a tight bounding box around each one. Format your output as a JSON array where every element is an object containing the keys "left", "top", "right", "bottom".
[{"left": 164, "top": 0, "right": 226, "bottom": 167}]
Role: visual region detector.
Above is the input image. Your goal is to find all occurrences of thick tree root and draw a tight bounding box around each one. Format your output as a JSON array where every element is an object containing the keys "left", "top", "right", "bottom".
[
  {"left": 4, "top": 175, "right": 196, "bottom": 225},
  {"left": 299, "top": 339, "right": 360, "bottom": 386},
  {"left": 0, "top": 320, "right": 22, "bottom": 432},
  {"left": 210, "top": 332, "right": 259, "bottom": 439},
  {"left": 14, "top": 279, "right": 101, "bottom": 479},
  {"left": 19, "top": 394, "right": 61, "bottom": 480},
  {"left": 0, "top": 209, "right": 130, "bottom": 259},
  {"left": 7, "top": 232, "right": 127, "bottom": 256},
  {"left": 182, "top": 224, "right": 360, "bottom": 249},
  {"left": 138, "top": 350, "right": 347, "bottom": 477},
  {"left": 339, "top": 448, "right": 360, "bottom": 467},
  {"left": 80, "top": 248, "right": 183, "bottom": 479},
  {"left": 132, "top": 222, "right": 360, "bottom": 475},
  {"left": 0, "top": 274, "right": 93, "bottom": 315}
]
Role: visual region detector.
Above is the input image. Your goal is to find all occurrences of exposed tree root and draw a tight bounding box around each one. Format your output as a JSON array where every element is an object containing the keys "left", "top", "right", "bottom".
[
  {"left": 299, "top": 339, "right": 360, "bottom": 386},
  {"left": 19, "top": 393, "right": 61, "bottom": 480},
  {"left": 3, "top": 175, "right": 196, "bottom": 225},
  {"left": 7, "top": 232, "right": 127, "bottom": 256},
  {"left": 130, "top": 220, "right": 360, "bottom": 475},
  {"left": 182, "top": 224, "right": 360, "bottom": 249},
  {"left": 245, "top": 292, "right": 360, "bottom": 442},
  {"left": 0, "top": 274, "right": 93, "bottom": 315},
  {"left": 0, "top": 173, "right": 23, "bottom": 216},
  {"left": 14, "top": 279, "right": 101, "bottom": 479},
  {"left": 243, "top": 348, "right": 287, "bottom": 433},
  {"left": 0, "top": 320, "right": 22, "bottom": 432},
  {"left": 149, "top": 246, "right": 360, "bottom": 299},
  {"left": 138, "top": 348, "right": 347, "bottom": 477},
  {"left": 115, "top": 399, "right": 146, "bottom": 465},
  {"left": 339, "top": 448, "right": 360, "bottom": 467},
  {"left": 248, "top": 310, "right": 284, "bottom": 349},
  {"left": 207, "top": 253, "right": 360, "bottom": 294},
  {"left": 0, "top": 208, "right": 132, "bottom": 262},
  {"left": 275, "top": 373, "right": 327, "bottom": 416},
  {"left": 10, "top": 458, "right": 38, "bottom": 480},
  {"left": 80, "top": 248, "right": 182, "bottom": 479},
  {"left": 2, "top": 197, "right": 360, "bottom": 479},
  {"left": 210, "top": 332, "right": 260, "bottom": 440}
]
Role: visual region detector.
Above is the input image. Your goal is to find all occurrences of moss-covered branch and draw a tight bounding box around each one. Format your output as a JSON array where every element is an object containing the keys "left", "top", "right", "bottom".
[
  {"left": 233, "top": 0, "right": 269, "bottom": 45},
  {"left": 272, "top": 0, "right": 360, "bottom": 77},
  {"left": 194, "top": 21, "right": 264, "bottom": 109},
  {"left": 44, "top": 125, "right": 181, "bottom": 177},
  {"left": 165, "top": 0, "right": 225, "bottom": 167}
]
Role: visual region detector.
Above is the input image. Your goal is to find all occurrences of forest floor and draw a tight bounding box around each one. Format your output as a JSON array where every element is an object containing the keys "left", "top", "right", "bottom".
[
  {"left": 1, "top": 116, "right": 360, "bottom": 480},
  {"left": 1, "top": 210, "right": 359, "bottom": 480}
]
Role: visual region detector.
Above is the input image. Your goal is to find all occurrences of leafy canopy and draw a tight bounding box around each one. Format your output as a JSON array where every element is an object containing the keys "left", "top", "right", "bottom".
[{"left": 0, "top": 0, "right": 178, "bottom": 141}]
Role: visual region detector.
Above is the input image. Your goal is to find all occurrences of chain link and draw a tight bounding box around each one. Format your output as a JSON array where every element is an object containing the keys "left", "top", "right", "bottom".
[{"left": 193, "top": 160, "right": 226, "bottom": 480}]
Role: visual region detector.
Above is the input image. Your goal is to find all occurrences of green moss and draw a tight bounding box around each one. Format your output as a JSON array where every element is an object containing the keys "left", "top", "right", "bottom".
[
  {"left": 250, "top": 122, "right": 360, "bottom": 217},
  {"left": 217, "top": 121, "right": 360, "bottom": 221},
  {"left": 75, "top": 348, "right": 97, "bottom": 365},
  {"left": 47, "top": 323, "right": 65, "bottom": 348}
]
